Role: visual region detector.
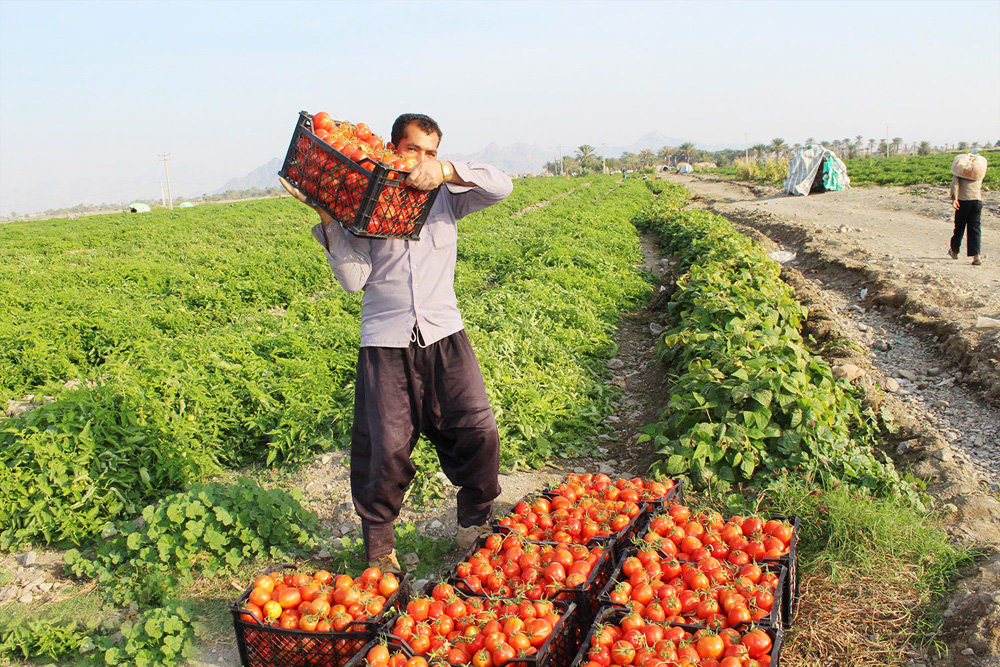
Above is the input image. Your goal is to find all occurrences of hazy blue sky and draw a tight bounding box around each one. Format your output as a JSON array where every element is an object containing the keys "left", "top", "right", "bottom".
[{"left": 2, "top": 0, "right": 998, "bottom": 214}]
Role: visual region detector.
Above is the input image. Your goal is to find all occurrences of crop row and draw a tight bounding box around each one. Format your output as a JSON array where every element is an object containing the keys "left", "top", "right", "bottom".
[{"left": 634, "top": 181, "right": 918, "bottom": 502}]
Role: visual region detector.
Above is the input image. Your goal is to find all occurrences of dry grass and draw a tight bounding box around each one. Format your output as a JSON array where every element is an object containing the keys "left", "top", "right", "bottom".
[{"left": 782, "top": 566, "right": 927, "bottom": 666}]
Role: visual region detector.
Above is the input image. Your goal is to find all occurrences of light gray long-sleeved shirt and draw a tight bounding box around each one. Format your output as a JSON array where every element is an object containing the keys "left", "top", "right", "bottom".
[{"left": 311, "top": 161, "right": 513, "bottom": 348}]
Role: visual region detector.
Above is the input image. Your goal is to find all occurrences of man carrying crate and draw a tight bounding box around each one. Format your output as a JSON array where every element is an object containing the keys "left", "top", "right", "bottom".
[{"left": 280, "top": 113, "right": 513, "bottom": 573}]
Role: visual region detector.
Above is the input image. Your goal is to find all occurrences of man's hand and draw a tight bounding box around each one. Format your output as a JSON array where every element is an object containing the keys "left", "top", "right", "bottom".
[
  {"left": 279, "top": 176, "right": 332, "bottom": 224},
  {"left": 953, "top": 198, "right": 961, "bottom": 211},
  {"left": 405, "top": 160, "right": 446, "bottom": 191}
]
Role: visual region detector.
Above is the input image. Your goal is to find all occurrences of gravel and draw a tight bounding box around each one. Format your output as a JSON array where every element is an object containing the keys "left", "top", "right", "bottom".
[{"left": 806, "top": 277, "right": 1000, "bottom": 486}]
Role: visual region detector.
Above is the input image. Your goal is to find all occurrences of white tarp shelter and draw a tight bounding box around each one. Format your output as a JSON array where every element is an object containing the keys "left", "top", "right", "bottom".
[
  {"left": 178, "top": 202, "right": 194, "bottom": 208},
  {"left": 677, "top": 162, "right": 694, "bottom": 174},
  {"left": 128, "top": 203, "right": 151, "bottom": 213},
  {"left": 785, "top": 145, "right": 850, "bottom": 196}
]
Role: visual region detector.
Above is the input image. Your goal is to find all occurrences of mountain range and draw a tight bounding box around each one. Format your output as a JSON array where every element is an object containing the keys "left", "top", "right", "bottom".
[{"left": 213, "top": 132, "right": 735, "bottom": 193}]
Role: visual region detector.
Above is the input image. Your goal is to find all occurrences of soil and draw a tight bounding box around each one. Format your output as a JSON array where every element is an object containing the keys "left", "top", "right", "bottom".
[{"left": 666, "top": 173, "right": 1000, "bottom": 666}]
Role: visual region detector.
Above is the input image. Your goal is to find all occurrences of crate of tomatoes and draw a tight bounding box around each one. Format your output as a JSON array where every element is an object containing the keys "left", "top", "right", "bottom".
[
  {"left": 279, "top": 110, "right": 439, "bottom": 240},
  {"left": 569, "top": 606, "right": 782, "bottom": 667},
  {"left": 346, "top": 585, "right": 578, "bottom": 667},
  {"left": 447, "top": 532, "right": 613, "bottom": 629},
  {"left": 230, "top": 563, "right": 410, "bottom": 667},
  {"left": 597, "top": 543, "right": 786, "bottom": 630},
  {"left": 637, "top": 506, "right": 799, "bottom": 630}
]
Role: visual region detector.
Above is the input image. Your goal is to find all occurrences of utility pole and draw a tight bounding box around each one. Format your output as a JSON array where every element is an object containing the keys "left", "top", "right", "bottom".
[
  {"left": 885, "top": 127, "right": 889, "bottom": 158},
  {"left": 602, "top": 143, "right": 606, "bottom": 174},
  {"left": 744, "top": 133, "right": 749, "bottom": 163},
  {"left": 558, "top": 145, "right": 564, "bottom": 176},
  {"left": 160, "top": 182, "right": 166, "bottom": 207},
  {"left": 159, "top": 153, "right": 173, "bottom": 210}
]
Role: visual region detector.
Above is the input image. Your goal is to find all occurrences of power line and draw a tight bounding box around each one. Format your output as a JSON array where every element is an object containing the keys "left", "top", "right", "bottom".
[{"left": 159, "top": 153, "right": 173, "bottom": 210}]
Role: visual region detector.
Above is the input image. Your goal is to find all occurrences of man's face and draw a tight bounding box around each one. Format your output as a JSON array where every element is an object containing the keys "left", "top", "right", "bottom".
[{"left": 393, "top": 123, "right": 441, "bottom": 164}]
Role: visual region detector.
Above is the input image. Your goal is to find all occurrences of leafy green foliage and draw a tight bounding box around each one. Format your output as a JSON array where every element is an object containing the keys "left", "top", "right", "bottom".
[
  {"left": 844, "top": 149, "right": 997, "bottom": 188},
  {"left": 0, "top": 616, "right": 95, "bottom": 662},
  {"left": 712, "top": 149, "right": 997, "bottom": 188},
  {"left": 1, "top": 177, "right": 654, "bottom": 545},
  {"left": 103, "top": 603, "right": 200, "bottom": 666},
  {"left": 0, "top": 382, "right": 221, "bottom": 549},
  {"left": 65, "top": 478, "right": 318, "bottom": 606},
  {"left": 637, "top": 181, "right": 917, "bottom": 502},
  {"left": 0, "top": 603, "right": 199, "bottom": 667}
]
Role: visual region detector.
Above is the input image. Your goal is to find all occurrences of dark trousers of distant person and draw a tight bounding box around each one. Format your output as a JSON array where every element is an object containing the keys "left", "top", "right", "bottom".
[
  {"left": 951, "top": 200, "right": 983, "bottom": 257},
  {"left": 350, "top": 327, "right": 501, "bottom": 560}
]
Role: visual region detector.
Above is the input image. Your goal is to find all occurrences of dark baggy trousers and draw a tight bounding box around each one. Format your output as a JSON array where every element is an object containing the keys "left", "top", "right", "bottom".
[
  {"left": 951, "top": 200, "right": 983, "bottom": 257},
  {"left": 351, "top": 327, "right": 501, "bottom": 560}
]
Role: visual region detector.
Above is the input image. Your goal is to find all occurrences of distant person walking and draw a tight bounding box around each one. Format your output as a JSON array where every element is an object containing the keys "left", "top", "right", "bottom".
[{"left": 949, "top": 151, "right": 988, "bottom": 265}]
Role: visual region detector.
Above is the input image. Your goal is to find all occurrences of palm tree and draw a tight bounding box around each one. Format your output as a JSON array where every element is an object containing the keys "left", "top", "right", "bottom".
[
  {"left": 576, "top": 144, "right": 595, "bottom": 164},
  {"left": 770, "top": 138, "right": 788, "bottom": 159},
  {"left": 805, "top": 137, "right": 815, "bottom": 146},
  {"left": 677, "top": 142, "right": 695, "bottom": 163},
  {"left": 638, "top": 149, "right": 655, "bottom": 168},
  {"left": 891, "top": 137, "right": 903, "bottom": 155},
  {"left": 855, "top": 135, "right": 863, "bottom": 152},
  {"left": 656, "top": 146, "right": 674, "bottom": 162},
  {"left": 751, "top": 144, "right": 768, "bottom": 160},
  {"left": 918, "top": 141, "right": 932, "bottom": 156}
]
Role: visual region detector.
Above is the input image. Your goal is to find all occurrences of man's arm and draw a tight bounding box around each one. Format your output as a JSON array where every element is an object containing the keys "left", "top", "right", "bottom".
[
  {"left": 280, "top": 176, "right": 372, "bottom": 292},
  {"left": 951, "top": 175, "right": 960, "bottom": 209},
  {"left": 404, "top": 160, "right": 513, "bottom": 219},
  {"left": 311, "top": 222, "right": 372, "bottom": 293},
  {"left": 444, "top": 161, "right": 515, "bottom": 220}
]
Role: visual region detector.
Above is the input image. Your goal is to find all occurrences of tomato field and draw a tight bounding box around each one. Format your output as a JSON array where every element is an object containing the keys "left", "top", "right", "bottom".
[{"left": 0, "top": 176, "right": 971, "bottom": 665}]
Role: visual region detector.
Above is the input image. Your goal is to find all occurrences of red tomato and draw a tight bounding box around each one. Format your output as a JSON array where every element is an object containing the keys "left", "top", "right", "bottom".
[{"left": 313, "top": 111, "right": 335, "bottom": 133}]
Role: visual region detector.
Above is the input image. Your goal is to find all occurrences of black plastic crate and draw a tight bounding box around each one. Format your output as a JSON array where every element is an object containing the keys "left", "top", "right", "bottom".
[
  {"left": 762, "top": 514, "right": 799, "bottom": 630},
  {"left": 638, "top": 478, "right": 685, "bottom": 516},
  {"left": 365, "top": 599, "right": 578, "bottom": 667},
  {"left": 635, "top": 508, "right": 800, "bottom": 630},
  {"left": 279, "top": 111, "right": 439, "bottom": 240},
  {"left": 230, "top": 564, "right": 411, "bottom": 667},
  {"left": 569, "top": 607, "right": 784, "bottom": 667},
  {"left": 596, "top": 545, "right": 787, "bottom": 629},
  {"left": 448, "top": 533, "right": 612, "bottom": 630}
]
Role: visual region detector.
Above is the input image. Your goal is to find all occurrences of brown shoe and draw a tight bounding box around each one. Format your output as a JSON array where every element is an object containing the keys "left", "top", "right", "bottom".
[
  {"left": 972, "top": 256, "right": 982, "bottom": 266},
  {"left": 948, "top": 249, "right": 959, "bottom": 260},
  {"left": 369, "top": 549, "right": 403, "bottom": 575},
  {"left": 456, "top": 524, "right": 491, "bottom": 551}
]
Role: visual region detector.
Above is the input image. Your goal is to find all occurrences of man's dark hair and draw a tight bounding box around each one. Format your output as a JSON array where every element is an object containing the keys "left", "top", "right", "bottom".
[{"left": 391, "top": 114, "right": 443, "bottom": 146}]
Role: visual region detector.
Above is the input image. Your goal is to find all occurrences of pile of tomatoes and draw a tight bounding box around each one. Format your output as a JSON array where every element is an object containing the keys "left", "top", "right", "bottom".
[
  {"left": 382, "top": 584, "right": 567, "bottom": 667},
  {"left": 550, "top": 474, "right": 677, "bottom": 506},
  {"left": 579, "top": 613, "right": 775, "bottom": 667},
  {"left": 603, "top": 545, "right": 780, "bottom": 628},
  {"left": 495, "top": 475, "right": 675, "bottom": 546},
  {"left": 310, "top": 112, "right": 416, "bottom": 173},
  {"left": 286, "top": 111, "right": 430, "bottom": 238},
  {"left": 451, "top": 532, "right": 606, "bottom": 598},
  {"left": 237, "top": 567, "right": 401, "bottom": 633},
  {"left": 639, "top": 507, "right": 795, "bottom": 564}
]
